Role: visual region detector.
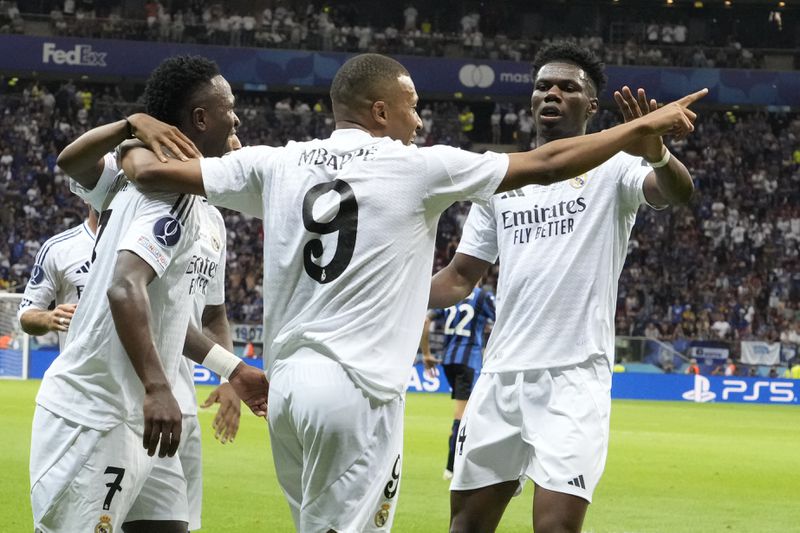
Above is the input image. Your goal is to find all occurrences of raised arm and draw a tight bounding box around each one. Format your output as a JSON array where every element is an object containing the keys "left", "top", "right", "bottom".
[
  {"left": 429, "top": 253, "right": 492, "bottom": 309},
  {"left": 58, "top": 113, "right": 201, "bottom": 189},
  {"left": 614, "top": 86, "right": 694, "bottom": 206},
  {"left": 122, "top": 147, "right": 206, "bottom": 195},
  {"left": 107, "top": 251, "right": 181, "bottom": 459},
  {"left": 497, "top": 88, "right": 707, "bottom": 193}
]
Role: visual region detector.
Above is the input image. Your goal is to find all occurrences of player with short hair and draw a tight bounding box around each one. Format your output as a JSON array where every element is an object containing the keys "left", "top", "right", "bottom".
[
  {"left": 429, "top": 43, "right": 701, "bottom": 533},
  {"left": 121, "top": 53, "right": 703, "bottom": 531},
  {"left": 421, "top": 283, "right": 495, "bottom": 480},
  {"left": 17, "top": 208, "right": 97, "bottom": 348},
  {"left": 30, "top": 56, "right": 267, "bottom": 533}
]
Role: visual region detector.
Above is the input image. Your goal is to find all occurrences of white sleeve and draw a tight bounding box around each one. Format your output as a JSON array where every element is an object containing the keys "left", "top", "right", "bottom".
[
  {"left": 69, "top": 152, "right": 120, "bottom": 211},
  {"left": 201, "top": 146, "right": 278, "bottom": 219},
  {"left": 419, "top": 146, "right": 508, "bottom": 214},
  {"left": 456, "top": 201, "right": 499, "bottom": 264},
  {"left": 17, "top": 247, "right": 60, "bottom": 320},
  {"left": 616, "top": 154, "right": 654, "bottom": 213},
  {"left": 116, "top": 194, "right": 194, "bottom": 278},
  {"left": 207, "top": 208, "right": 227, "bottom": 307}
]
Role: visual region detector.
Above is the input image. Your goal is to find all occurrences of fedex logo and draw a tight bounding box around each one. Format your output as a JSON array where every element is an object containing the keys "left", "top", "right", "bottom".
[
  {"left": 721, "top": 379, "right": 795, "bottom": 403},
  {"left": 42, "top": 42, "right": 107, "bottom": 67}
]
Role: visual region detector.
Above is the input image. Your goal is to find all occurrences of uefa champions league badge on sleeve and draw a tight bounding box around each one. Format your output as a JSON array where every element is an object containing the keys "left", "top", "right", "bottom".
[
  {"left": 152, "top": 216, "right": 182, "bottom": 247},
  {"left": 29, "top": 264, "right": 45, "bottom": 285},
  {"left": 94, "top": 514, "right": 113, "bottom": 533}
]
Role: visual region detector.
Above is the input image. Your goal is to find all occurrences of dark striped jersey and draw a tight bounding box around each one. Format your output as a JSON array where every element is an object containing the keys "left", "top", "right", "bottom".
[{"left": 431, "top": 287, "right": 495, "bottom": 369}]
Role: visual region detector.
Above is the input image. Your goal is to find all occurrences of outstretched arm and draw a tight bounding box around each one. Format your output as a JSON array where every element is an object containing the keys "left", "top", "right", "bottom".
[
  {"left": 429, "top": 253, "right": 492, "bottom": 309},
  {"left": 107, "top": 251, "right": 181, "bottom": 459},
  {"left": 57, "top": 113, "right": 201, "bottom": 189},
  {"left": 498, "top": 88, "right": 707, "bottom": 193},
  {"left": 614, "top": 86, "right": 694, "bottom": 206}
]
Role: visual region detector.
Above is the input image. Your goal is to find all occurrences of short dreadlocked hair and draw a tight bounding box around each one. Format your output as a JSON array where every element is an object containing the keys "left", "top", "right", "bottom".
[
  {"left": 143, "top": 56, "right": 220, "bottom": 126},
  {"left": 330, "top": 54, "right": 410, "bottom": 110},
  {"left": 532, "top": 43, "right": 607, "bottom": 96}
]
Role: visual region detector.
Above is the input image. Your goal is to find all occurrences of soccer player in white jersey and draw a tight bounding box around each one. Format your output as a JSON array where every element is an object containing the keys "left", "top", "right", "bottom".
[
  {"left": 428, "top": 43, "right": 702, "bottom": 533},
  {"left": 29, "top": 57, "right": 267, "bottom": 533},
  {"left": 17, "top": 208, "right": 97, "bottom": 349},
  {"left": 58, "top": 130, "right": 244, "bottom": 532},
  {"left": 122, "top": 53, "right": 704, "bottom": 531}
]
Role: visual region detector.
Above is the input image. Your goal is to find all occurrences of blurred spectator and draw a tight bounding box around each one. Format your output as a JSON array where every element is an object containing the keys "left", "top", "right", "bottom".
[{"left": 685, "top": 358, "right": 701, "bottom": 375}]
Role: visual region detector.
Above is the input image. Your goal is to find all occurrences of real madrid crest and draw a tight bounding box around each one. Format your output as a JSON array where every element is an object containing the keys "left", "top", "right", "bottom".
[
  {"left": 569, "top": 174, "right": 588, "bottom": 189},
  {"left": 211, "top": 234, "right": 221, "bottom": 252},
  {"left": 94, "top": 514, "right": 113, "bottom": 533},
  {"left": 374, "top": 502, "right": 391, "bottom": 527}
]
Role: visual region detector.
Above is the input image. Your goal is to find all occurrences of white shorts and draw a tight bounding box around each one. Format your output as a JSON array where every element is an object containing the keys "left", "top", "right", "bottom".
[
  {"left": 29, "top": 406, "right": 176, "bottom": 533},
  {"left": 268, "top": 350, "right": 404, "bottom": 533},
  {"left": 126, "top": 416, "right": 193, "bottom": 527},
  {"left": 450, "top": 357, "right": 611, "bottom": 502}
]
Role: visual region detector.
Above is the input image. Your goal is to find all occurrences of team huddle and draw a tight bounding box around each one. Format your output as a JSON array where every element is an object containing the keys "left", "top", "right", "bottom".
[{"left": 20, "top": 45, "right": 705, "bottom": 533}]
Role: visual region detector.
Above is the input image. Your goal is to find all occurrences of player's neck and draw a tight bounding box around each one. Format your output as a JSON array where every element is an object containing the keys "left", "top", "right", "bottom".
[
  {"left": 535, "top": 127, "right": 586, "bottom": 147},
  {"left": 335, "top": 119, "right": 372, "bottom": 135}
]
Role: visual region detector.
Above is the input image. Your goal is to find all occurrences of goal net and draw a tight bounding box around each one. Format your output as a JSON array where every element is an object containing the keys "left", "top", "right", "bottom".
[{"left": 0, "top": 293, "right": 29, "bottom": 379}]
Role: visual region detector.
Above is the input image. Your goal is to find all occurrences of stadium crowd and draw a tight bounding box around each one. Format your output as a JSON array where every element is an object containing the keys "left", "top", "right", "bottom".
[
  {"left": 3, "top": 1, "right": 797, "bottom": 69},
  {"left": 0, "top": 78, "right": 798, "bottom": 359}
]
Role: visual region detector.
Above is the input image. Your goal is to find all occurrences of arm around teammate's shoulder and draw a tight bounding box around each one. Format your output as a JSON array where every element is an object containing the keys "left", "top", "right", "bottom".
[
  {"left": 429, "top": 253, "right": 491, "bottom": 309},
  {"left": 122, "top": 145, "right": 206, "bottom": 195}
]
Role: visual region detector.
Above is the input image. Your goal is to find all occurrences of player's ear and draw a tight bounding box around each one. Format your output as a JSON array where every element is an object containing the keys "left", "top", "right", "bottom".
[
  {"left": 586, "top": 97, "right": 598, "bottom": 119},
  {"left": 372, "top": 100, "right": 388, "bottom": 126},
  {"left": 191, "top": 107, "right": 208, "bottom": 132}
]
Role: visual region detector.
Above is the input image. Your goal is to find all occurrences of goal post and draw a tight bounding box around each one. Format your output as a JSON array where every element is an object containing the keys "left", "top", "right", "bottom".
[{"left": 0, "top": 293, "right": 29, "bottom": 379}]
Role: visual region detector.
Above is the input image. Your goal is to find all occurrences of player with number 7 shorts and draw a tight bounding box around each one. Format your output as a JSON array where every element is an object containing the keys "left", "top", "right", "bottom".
[{"left": 122, "top": 53, "right": 706, "bottom": 531}]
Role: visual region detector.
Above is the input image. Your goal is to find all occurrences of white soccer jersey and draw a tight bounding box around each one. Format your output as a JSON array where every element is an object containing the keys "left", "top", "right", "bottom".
[
  {"left": 173, "top": 201, "right": 227, "bottom": 416},
  {"left": 457, "top": 152, "right": 652, "bottom": 372},
  {"left": 17, "top": 222, "right": 95, "bottom": 349},
  {"left": 201, "top": 129, "right": 508, "bottom": 401},
  {"left": 37, "top": 175, "right": 201, "bottom": 432}
]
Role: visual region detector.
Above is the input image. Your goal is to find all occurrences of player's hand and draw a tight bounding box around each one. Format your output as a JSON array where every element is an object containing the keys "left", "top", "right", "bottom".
[
  {"left": 127, "top": 113, "right": 202, "bottom": 163},
  {"left": 423, "top": 353, "right": 440, "bottom": 378},
  {"left": 228, "top": 362, "right": 269, "bottom": 418},
  {"left": 142, "top": 383, "right": 182, "bottom": 458},
  {"left": 48, "top": 303, "right": 77, "bottom": 332},
  {"left": 201, "top": 382, "right": 241, "bottom": 444},
  {"left": 614, "top": 86, "right": 668, "bottom": 162},
  {"left": 633, "top": 88, "right": 707, "bottom": 141}
]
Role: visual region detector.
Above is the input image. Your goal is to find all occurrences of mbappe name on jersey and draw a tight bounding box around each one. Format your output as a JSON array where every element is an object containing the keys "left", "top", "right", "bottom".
[{"left": 297, "top": 146, "right": 377, "bottom": 170}]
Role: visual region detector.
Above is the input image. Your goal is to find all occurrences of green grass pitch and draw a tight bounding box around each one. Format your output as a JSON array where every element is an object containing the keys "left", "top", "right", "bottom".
[{"left": 2, "top": 380, "right": 798, "bottom": 532}]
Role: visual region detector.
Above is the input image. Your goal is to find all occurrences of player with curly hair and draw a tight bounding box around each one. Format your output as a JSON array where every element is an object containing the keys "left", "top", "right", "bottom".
[
  {"left": 30, "top": 56, "right": 267, "bottom": 533},
  {"left": 430, "top": 42, "right": 701, "bottom": 532}
]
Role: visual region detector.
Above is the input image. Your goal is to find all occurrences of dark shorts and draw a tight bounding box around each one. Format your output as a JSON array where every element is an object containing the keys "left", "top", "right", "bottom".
[{"left": 443, "top": 364, "right": 476, "bottom": 401}]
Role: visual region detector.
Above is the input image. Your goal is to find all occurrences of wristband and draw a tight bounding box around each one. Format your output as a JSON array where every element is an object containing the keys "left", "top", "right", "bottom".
[
  {"left": 648, "top": 148, "right": 671, "bottom": 168},
  {"left": 125, "top": 118, "right": 135, "bottom": 139},
  {"left": 202, "top": 344, "right": 241, "bottom": 380}
]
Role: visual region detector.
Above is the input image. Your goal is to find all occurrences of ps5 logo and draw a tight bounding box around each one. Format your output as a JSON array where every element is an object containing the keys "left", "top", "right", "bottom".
[
  {"left": 721, "top": 379, "right": 794, "bottom": 403},
  {"left": 152, "top": 216, "right": 182, "bottom": 247},
  {"left": 682, "top": 375, "right": 716, "bottom": 403}
]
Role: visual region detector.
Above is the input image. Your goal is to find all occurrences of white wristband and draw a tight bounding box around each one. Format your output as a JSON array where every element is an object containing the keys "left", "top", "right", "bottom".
[
  {"left": 202, "top": 344, "right": 241, "bottom": 380},
  {"left": 648, "top": 148, "right": 671, "bottom": 168}
]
